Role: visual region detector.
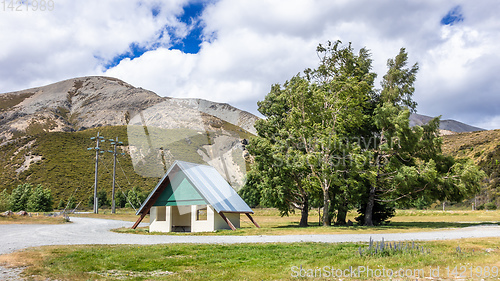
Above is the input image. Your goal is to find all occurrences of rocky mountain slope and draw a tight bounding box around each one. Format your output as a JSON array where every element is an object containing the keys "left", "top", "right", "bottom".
[{"left": 0, "top": 76, "right": 259, "bottom": 195}]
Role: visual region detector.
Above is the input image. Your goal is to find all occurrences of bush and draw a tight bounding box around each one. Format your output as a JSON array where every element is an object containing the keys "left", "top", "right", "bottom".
[
  {"left": 125, "top": 187, "right": 147, "bottom": 209},
  {"left": 484, "top": 202, "right": 497, "bottom": 210}
]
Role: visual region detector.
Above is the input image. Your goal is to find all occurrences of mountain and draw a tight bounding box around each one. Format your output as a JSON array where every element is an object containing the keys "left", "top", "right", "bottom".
[
  {"left": 410, "top": 113, "right": 484, "bottom": 134},
  {"left": 0, "top": 77, "right": 259, "bottom": 206},
  {"left": 0, "top": 76, "right": 491, "bottom": 209}
]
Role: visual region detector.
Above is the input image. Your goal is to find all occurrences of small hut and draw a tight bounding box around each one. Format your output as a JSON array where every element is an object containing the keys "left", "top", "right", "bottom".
[{"left": 132, "top": 161, "right": 259, "bottom": 232}]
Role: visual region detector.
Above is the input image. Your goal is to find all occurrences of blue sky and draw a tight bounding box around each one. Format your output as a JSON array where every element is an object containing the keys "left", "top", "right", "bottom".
[
  {"left": 104, "top": 1, "right": 205, "bottom": 69},
  {"left": 1, "top": 0, "right": 500, "bottom": 129}
]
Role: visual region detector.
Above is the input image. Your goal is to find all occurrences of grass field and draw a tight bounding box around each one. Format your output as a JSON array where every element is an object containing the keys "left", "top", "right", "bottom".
[
  {"left": 1, "top": 238, "right": 499, "bottom": 280},
  {"left": 2, "top": 208, "right": 500, "bottom": 280}
]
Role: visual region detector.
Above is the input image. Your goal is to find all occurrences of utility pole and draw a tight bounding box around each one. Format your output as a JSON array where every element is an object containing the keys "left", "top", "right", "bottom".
[
  {"left": 109, "top": 137, "right": 123, "bottom": 214},
  {"left": 88, "top": 132, "right": 105, "bottom": 214}
]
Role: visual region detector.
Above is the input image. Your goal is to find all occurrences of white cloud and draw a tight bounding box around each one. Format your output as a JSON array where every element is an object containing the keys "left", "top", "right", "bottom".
[
  {"left": 1, "top": 0, "right": 500, "bottom": 129},
  {"left": 0, "top": 0, "right": 188, "bottom": 91}
]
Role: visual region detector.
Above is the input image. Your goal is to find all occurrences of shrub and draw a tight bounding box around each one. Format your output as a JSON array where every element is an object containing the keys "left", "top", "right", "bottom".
[{"left": 484, "top": 202, "right": 497, "bottom": 210}]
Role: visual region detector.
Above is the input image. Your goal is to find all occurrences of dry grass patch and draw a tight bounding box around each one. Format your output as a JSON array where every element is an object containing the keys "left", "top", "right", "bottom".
[{"left": 0, "top": 214, "right": 69, "bottom": 224}]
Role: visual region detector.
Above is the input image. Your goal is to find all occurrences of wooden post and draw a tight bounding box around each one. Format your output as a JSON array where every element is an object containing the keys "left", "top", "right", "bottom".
[
  {"left": 132, "top": 212, "right": 146, "bottom": 229},
  {"left": 219, "top": 212, "right": 236, "bottom": 230},
  {"left": 245, "top": 213, "right": 260, "bottom": 228}
]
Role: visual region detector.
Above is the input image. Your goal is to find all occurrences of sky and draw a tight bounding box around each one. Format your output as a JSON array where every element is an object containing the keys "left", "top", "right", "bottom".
[{"left": 1, "top": 0, "right": 499, "bottom": 129}]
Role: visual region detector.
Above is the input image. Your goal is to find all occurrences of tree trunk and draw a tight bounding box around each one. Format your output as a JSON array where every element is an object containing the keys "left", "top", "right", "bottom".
[
  {"left": 299, "top": 195, "right": 309, "bottom": 227},
  {"left": 322, "top": 186, "right": 331, "bottom": 226},
  {"left": 364, "top": 185, "right": 376, "bottom": 226},
  {"left": 335, "top": 199, "right": 348, "bottom": 226}
]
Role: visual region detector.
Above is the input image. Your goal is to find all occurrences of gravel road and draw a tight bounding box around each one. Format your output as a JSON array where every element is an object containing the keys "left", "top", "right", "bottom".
[{"left": 2, "top": 217, "right": 500, "bottom": 256}]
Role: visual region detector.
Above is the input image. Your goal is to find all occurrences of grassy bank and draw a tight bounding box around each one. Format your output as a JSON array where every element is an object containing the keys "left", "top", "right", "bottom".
[{"left": 1, "top": 238, "right": 499, "bottom": 280}]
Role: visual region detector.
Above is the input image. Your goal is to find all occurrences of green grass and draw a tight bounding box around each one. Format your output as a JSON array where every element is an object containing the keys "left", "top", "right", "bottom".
[{"left": 4, "top": 238, "right": 500, "bottom": 280}]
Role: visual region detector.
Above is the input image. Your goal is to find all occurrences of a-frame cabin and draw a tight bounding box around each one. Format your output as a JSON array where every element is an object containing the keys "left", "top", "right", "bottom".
[{"left": 132, "top": 160, "right": 259, "bottom": 232}]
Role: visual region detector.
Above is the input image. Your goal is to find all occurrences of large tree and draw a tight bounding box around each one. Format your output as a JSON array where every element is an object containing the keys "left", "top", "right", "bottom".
[
  {"left": 246, "top": 41, "right": 376, "bottom": 226},
  {"left": 245, "top": 42, "right": 484, "bottom": 227},
  {"left": 361, "top": 48, "right": 485, "bottom": 226},
  {"left": 245, "top": 75, "right": 317, "bottom": 227}
]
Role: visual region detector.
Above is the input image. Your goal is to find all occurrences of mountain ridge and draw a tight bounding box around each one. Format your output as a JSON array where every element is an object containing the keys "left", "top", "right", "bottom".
[
  {"left": 0, "top": 76, "right": 258, "bottom": 141},
  {"left": 410, "top": 113, "right": 484, "bottom": 134}
]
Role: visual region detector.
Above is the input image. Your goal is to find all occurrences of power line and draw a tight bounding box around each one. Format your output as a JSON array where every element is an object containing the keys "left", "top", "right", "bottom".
[
  {"left": 100, "top": 159, "right": 137, "bottom": 211},
  {"left": 87, "top": 132, "right": 107, "bottom": 214}
]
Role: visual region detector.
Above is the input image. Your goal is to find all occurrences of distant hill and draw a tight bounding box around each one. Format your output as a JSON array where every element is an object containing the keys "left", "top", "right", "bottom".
[
  {"left": 442, "top": 129, "right": 500, "bottom": 208},
  {"left": 410, "top": 113, "right": 484, "bottom": 134},
  {"left": 0, "top": 77, "right": 258, "bottom": 207}
]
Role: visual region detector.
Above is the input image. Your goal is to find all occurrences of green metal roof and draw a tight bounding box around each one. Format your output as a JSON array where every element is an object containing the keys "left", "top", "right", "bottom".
[{"left": 137, "top": 161, "right": 253, "bottom": 214}]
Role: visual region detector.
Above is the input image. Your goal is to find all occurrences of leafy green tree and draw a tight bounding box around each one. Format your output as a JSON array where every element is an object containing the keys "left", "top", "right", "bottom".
[
  {"left": 27, "top": 184, "right": 53, "bottom": 212},
  {"left": 238, "top": 170, "right": 262, "bottom": 208},
  {"left": 10, "top": 183, "right": 33, "bottom": 211},
  {"left": 247, "top": 41, "right": 377, "bottom": 226},
  {"left": 246, "top": 75, "right": 318, "bottom": 227},
  {"left": 361, "top": 48, "right": 485, "bottom": 226},
  {"left": 125, "top": 187, "right": 147, "bottom": 209}
]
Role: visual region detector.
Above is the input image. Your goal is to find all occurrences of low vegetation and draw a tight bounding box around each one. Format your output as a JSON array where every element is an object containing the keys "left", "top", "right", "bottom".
[{"left": 1, "top": 238, "right": 499, "bottom": 280}]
